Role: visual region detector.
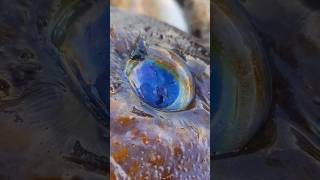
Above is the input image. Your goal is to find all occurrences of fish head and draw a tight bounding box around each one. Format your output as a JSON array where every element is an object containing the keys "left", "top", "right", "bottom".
[{"left": 110, "top": 8, "right": 210, "bottom": 179}]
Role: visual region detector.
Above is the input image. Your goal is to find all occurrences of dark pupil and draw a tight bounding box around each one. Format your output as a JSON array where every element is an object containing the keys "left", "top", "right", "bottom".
[{"left": 136, "top": 59, "right": 179, "bottom": 108}]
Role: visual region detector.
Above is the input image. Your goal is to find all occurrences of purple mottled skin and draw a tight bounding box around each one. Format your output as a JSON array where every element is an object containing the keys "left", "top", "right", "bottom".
[{"left": 110, "top": 8, "right": 210, "bottom": 179}]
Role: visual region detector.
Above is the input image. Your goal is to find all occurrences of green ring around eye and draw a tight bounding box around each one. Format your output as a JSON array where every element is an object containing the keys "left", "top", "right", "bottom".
[{"left": 125, "top": 47, "right": 195, "bottom": 112}]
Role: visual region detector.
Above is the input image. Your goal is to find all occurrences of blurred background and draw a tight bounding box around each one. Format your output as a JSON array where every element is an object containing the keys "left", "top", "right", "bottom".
[{"left": 110, "top": 0, "right": 210, "bottom": 45}]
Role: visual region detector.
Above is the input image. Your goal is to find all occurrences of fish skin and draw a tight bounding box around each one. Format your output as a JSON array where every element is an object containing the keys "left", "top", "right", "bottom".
[
  {"left": 214, "top": 0, "right": 320, "bottom": 179},
  {"left": 211, "top": 0, "right": 272, "bottom": 156},
  {"left": 0, "top": 0, "right": 210, "bottom": 179},
  {"left": 110, "top": 8, "right": 210, "bottom": 179},
  {"left": 0, "top": 0, "right": 108, "bottom": 179}
]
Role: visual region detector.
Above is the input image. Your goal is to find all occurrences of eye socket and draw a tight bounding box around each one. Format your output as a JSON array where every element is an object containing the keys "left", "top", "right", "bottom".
[{"left": 125, "top": 39, "right": 195, "bottom": 112}]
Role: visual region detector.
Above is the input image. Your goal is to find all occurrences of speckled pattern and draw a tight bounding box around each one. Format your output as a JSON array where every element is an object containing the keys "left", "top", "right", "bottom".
[{"left": 110, "top": 8, "right": 210, "bottom": 179}]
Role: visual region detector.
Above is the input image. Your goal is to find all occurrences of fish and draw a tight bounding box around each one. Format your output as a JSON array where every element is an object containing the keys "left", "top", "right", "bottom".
[
  {"left": 109, "top": 0, "right": 272, "bottom": 165},
  {"left": 0, "top": 0, "right": 108, "bottom": 179},
  {"left": 110, "top": 7, "right": 210, "bottom": 179},
  {"left": 0, "top": 0, "right": 211, "bottom": 179},
  {"left": 211, "top": 0, "right": 272, "bottom": 156},
  {"left": 214, "top": 0, "right": 320, "bottom": 179}
]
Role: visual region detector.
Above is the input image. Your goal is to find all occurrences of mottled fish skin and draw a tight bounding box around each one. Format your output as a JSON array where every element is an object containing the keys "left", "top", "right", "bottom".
[
  {"left": 110, "top": 8, "right": 210, "bottom": 179},
  {"left": 0, "top": 0, "right": 108, "bottom": 179},
  {"left": 0, "top": 0, "right": 210, "bottom": 179}
]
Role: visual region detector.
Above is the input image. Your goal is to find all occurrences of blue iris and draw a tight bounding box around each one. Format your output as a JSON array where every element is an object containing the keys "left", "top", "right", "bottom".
[{"left": 134, "top": 59, "right": 179, "bottom": 109}]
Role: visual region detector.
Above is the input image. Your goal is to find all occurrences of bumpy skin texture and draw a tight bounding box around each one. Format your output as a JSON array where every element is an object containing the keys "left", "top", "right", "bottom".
[
  {"left": 110, "top": 0, "right": 210, "bottom": 47},
  {"left": 0, "top": 0, "right": 108, "bottom": 179},
  {"left": 0, "top": 0, "right": 209, "bottom": 178},
  {"left": 110, "top": 8, "right": 210, "bottom": 179}
]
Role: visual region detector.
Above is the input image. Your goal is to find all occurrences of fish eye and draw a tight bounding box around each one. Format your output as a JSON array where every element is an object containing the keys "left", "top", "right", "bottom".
[
  {"left": 49, "top": 2, "right": 109, "bottom": 121},
  {"left": 212, "top": 2, "right": 271, "bottom": 155},
  {"left": 125, "top": 38, "right": 195, "bottom": 112}
]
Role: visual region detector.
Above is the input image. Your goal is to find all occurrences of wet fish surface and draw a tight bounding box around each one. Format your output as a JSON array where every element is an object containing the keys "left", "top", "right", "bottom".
[
  {"left": 0, "top": 0, "right": 108, "bottom": 179},
  {"left": 0, "top": 0, "right": 210, "bottom": 179},
  {"left": 214, "top": 0, "right": 320, "bottom": 179},
  {"left": 110, "top": 7, "right": 210, "bottom": 179}
]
